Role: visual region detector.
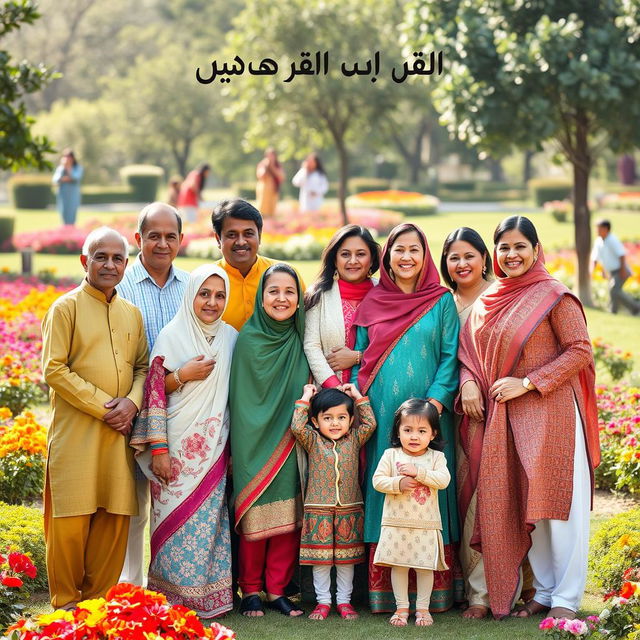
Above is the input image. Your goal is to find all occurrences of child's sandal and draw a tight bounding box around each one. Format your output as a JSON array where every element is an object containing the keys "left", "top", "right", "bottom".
[
  {"left": 336, "top": 603, "right": 358, "bottom": 620},
  {"left": 389, "top": 609, "right": 409, "bottom": 626},
  {"left": 415, "top": 610, "right": 433, "bottom": 626},
  {"left": 309, "top": 603, "right": 331, "bottom": 620}
]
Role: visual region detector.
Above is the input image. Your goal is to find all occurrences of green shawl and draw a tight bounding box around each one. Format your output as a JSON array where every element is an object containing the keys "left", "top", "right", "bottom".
[{"left": 229, "top": 268, "right": 309, "bottom": 539}]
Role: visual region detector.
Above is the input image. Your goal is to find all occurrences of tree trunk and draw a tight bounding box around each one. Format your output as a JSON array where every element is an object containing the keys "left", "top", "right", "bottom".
[
  {"left": 488, "top": 157, "right": 505, "bottom": 182},
  {"left": 523, "top": 150, "right": 535, "bottom": 184},
  {"left": 573, "top": 113, "right": 593, "bottom": 306},
  {"left": 336, "top": 137, "right": 349, "bottom": 225}
]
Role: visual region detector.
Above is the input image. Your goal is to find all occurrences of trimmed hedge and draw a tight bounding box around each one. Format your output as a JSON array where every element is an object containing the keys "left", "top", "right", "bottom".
[
  {"left": 528, "top": 178, "right": 573, "bottom": 206},
  {"left": 81, "top": 185, "right": 136, "bottom": 205},
  {"left": 0, "top": 502, "right": 47, "bottom": 591},
  {"left": 8, "top": 175, "right": 53, "bottom": 210},
  {"left": 348, "top": 178, "right": 391, "bottom": 194},
  {"left": 588, "top": 507, "right": 640, "bottom": 595},
  {"left": 233, "top": 182, "right": 256, "bottom": 200},
  {"left": 119, "top": 165, "right": 164, "bottom": 202},
  {"left": 440, "top": 179, "right": 476, "bottom": 191},
  {"left": 0, "top": 217, "right": 15, "bottom": 251}
]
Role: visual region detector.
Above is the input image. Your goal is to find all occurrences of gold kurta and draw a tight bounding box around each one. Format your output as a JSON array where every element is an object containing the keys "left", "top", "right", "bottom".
[{"left": 41, "top": 280, "right": 148, "bottom": 517}]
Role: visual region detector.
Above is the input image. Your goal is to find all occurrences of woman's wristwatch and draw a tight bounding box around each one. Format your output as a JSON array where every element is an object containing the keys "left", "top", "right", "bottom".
[{"left": 522, "top": 376, "right": 536, "bottom": 391}]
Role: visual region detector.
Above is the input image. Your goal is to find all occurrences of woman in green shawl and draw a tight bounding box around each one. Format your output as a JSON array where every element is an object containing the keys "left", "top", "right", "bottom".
[{"left": 230, "top": 263, "right": 309, "bottom": 617}]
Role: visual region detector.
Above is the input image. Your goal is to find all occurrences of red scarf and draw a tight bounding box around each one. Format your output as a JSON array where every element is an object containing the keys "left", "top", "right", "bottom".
[
  {"left": 351, "top": 225, "right": 448, "bottom": 393},
  {"left": 337, "top": 277, "right": 373, "bottom": 302}
]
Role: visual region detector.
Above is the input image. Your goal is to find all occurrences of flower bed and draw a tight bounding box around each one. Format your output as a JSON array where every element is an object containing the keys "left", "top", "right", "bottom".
[
  {"left": 601, "top": 192, "right": 640, "bottom": 211},
  {"left": 346, "top": 190, "right": 439, "bottom": 216},
  {"left": 0, "top": 548, "right": 37, "bottom": 632},
  {"left": 546, "top": 243, "right": 640, "bottom": 309},
  {"left": 3, "top": 583, "right": 235, "bottom": 640},
  {"left": 595, "top": 386, "right": 640, "bottom": 494},
  {"left": 0, "top": 410, "right": 47, "bottom": 505}
]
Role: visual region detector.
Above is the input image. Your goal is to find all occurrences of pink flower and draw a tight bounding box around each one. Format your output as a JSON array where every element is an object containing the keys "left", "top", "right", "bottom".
[{"left": 539, "top": 617, "right": 556, "bottom": 630}]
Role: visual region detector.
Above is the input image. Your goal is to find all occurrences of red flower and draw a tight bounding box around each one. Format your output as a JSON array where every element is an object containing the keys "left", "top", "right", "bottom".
[
  {"left": 620, "top": 581, "right": 637, "bottom": 599},
  {"left": 1, "top": 573, "right": 24, "bottom": 588},
  {"left": 8, "top": 551, "right": 37, "bottom": 578}
]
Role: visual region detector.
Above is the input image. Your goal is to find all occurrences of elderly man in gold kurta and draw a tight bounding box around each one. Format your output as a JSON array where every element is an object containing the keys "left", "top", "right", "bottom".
[{"left": 41, "top": 226, "right": 148, "bottom": 609}]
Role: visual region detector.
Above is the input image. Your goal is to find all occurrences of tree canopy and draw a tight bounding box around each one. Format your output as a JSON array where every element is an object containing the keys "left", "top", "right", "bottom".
[{"left": 404, "top": 0, "right": 640, "bottom": 303}]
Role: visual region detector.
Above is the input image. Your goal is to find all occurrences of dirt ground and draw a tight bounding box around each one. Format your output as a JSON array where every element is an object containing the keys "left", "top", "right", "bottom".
[{"left": 592, "top": 488, "right": 639, "bottom": 518}]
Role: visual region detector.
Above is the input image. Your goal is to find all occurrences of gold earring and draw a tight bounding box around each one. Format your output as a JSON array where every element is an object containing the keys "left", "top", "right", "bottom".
[{"left": 333, "top": 270, "right": 339, "bottom": 281}]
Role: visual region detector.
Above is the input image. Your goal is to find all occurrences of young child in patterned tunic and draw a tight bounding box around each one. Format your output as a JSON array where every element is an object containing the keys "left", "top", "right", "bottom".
[
  {"left": 291, "top": 383, "right": 376, "bottom": 620},
  {"left": 372, "top": 398, "right": 450, "bottom": 627}
]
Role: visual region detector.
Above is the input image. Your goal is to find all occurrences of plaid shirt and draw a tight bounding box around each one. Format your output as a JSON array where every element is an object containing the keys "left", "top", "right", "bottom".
[{"left": 117, "top": 256, "right": 189, "bottom": 350}]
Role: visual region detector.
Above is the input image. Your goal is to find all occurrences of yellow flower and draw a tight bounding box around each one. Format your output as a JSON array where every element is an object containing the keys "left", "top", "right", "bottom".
[
  {"left": 37, "top": 609, "right": 75, "bottom": 625},
  {"left": 617, "top": 534, "right": 632, "bottom": 548}
]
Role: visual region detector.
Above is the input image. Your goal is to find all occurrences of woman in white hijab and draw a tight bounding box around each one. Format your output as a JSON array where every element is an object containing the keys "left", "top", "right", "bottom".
[{"left": 131, "top": 264, "right": 238, "bottom": 618}]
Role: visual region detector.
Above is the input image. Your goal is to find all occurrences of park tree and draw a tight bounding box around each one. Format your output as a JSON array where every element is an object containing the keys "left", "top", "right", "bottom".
[
  {"left": 105, "top": 44, "right": 230, "bottom": 177},
  {"left": 224, "top": 0, "right": 405, "bottom": 222},
  {"left": 0, "top": 0, "right": 54, "bottom": 170},
  {"left": 403, "top": 0, "right": 640, "bottom": 304}
]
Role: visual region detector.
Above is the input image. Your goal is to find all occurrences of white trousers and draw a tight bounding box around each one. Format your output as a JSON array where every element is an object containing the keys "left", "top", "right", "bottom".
[
  {"left": 527, "top": 402, "right": 590, "bottom": 611},
  {"left": 312, "top": 565, "right": 355, "bottom": 605},
  {"left": 119, "top": 469, "right": 149, "bottom": 586}
]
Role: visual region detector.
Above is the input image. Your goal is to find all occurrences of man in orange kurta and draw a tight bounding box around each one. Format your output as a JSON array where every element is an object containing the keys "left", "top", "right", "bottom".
[
  {"left": 41, "top": 227, "right": 148, "bottom": 609},
  {"left": 212, "top": 199, "right": 303, "bottom": 331}
]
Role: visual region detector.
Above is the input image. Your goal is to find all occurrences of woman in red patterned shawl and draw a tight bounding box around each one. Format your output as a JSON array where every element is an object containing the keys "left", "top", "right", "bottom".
[{"left": 458, "top": 216, "right": 599, "bottom": 621}]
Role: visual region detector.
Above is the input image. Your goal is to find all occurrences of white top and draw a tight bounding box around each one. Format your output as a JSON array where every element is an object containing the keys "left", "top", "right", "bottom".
[
  {"left": 292, "top": 168, "right": 329, "bottom": 212},
  {"left": 591, "top": 232, "right": 626, "bottom": 274}
]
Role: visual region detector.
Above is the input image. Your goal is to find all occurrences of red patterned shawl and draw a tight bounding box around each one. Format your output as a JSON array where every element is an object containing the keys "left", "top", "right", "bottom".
[{"left": 457, "top": 249, "right": 599, "bottom": 617}]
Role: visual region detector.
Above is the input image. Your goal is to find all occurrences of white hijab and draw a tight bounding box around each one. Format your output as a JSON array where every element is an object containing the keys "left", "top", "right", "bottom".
[{"left": 142, "top": 264, "right": 238, "bottom": 523}]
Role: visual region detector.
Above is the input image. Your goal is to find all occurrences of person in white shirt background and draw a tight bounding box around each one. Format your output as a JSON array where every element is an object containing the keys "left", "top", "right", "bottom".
[
  {"left": 590, "top": 218, "right": 640, "bottom": 315},
  {"left": 292, "top": 153, "right": 329, "bottom": 213}
]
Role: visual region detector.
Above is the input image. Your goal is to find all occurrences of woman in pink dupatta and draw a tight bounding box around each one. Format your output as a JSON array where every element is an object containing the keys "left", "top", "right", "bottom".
[{"left": 458, "top": 216, "right": 599, "bottom": 620}]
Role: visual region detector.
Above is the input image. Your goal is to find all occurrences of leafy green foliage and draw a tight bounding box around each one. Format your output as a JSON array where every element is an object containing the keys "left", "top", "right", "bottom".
[
  {"left": 0, "top": 502, "right": 46, "bottom": 592},
  {"left": 0, "top": 1, "right": 55, "bottom": 171}
]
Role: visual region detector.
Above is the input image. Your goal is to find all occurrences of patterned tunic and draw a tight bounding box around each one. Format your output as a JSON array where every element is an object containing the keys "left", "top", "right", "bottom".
[
  {"left": 291, "top": 397, "right": 376, "bottom": 564},
  {"left": 373, "top": 447, "right": 450, "bottom": 571}
]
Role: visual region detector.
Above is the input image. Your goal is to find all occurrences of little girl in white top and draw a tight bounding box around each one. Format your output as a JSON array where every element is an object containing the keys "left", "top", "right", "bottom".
[{"left": 372, "top": 398, "right": 451, "bottom": 627}]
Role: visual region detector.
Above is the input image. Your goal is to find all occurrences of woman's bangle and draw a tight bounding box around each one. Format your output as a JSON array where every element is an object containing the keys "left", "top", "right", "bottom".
[
  {"left": 173, "top": 368, "right": 184, "bottom": 392},
  {"left": 355, "top": 350, "right": 362, "bottom": 365}
]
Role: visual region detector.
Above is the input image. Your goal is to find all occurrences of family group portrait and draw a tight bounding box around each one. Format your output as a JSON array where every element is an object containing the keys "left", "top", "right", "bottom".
[{"left": 0, "top": 1, "right": 639, "bottom": 640}]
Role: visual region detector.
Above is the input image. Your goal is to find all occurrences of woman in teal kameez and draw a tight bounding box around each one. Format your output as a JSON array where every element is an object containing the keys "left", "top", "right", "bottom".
[{"left": 350, "top": 223, "right": 462, "bottom": 613}]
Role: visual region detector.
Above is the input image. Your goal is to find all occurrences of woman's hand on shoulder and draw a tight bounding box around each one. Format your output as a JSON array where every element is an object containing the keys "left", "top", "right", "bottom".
[
  {"left": 461, "top": 380, "right": 484, "bottom": 421},
  {"left": 151, "top": 452, "right": 172, "bottom": 486},
  {"left": 180, "top": 355, "right": 215, "bottom": 381},
  {"left": 490, "top": 377, "right": 529, "bottom": 404}
]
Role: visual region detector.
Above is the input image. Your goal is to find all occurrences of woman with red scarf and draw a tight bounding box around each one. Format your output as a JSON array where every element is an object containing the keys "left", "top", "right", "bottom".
[
  {"left": 458, "top": 216, "right": 599, "bottom": 621},
  {"left": 350, "top": 223, "right": 462, "bottom": 613},
  {"left": 303, "top": 225, "right": 380, "bottom": 388}
]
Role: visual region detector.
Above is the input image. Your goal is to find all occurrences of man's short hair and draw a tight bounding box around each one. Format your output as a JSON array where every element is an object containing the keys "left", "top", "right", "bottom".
[
  {"left": 211, "top": 199, "right": 263, "bottom": 236},
  {"left": 82, "top": 227, "right": 129, "bottom": 256},
  {"left": 596, "top": 219, "right": 611, "bottom": 231},
  {"left": 138, "top": 202, "right": 183, "bottom": 235}
]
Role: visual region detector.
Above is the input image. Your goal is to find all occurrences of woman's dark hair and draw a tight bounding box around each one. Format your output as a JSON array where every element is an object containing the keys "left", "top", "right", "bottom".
[
  {"left": 62, "top": 148, "right": 77, "bottom": 166},
  {"left": 308, "top": 152, "right": 326, "bottom": 176},
  {"left": 263, "top": 263, "right": 300, "bottom": 295},
  {"left": 440, "top": 227, "right": 493, "bottom": 290},
  {"left": 382, "top": 223, "right": 425, "bottom": 277},
  {"left": 493, "top": 215, "right": 539, "bottom": 247},
  {"left": 305, "top": 224, "right": 380, "bottom": 310},
  {"left": 196, "top": 163, "right": 211, "bottom": 192},
  {"left": 390, "top": 398, "right": 444, "bottom": 452},
  {"left": 211, "top": 198, "right": 264, "bottom": 236},
  {"left": 310, "top": 388, "right": 354, "bottom": 421}
]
